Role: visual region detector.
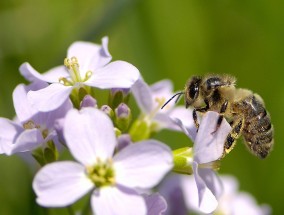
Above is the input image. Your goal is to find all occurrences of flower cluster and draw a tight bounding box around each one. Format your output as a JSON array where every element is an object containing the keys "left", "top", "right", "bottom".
[{"left": 0, "top": 37, "right": 270, "bottom": 214}]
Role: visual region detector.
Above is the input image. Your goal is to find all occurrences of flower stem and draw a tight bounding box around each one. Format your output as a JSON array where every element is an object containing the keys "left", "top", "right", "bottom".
[
  {"left": 82, "top": 195, "right": 92, "bottom": 215},
  {"left": 67, "top": 206, "right": 75, "bottom": 215}
]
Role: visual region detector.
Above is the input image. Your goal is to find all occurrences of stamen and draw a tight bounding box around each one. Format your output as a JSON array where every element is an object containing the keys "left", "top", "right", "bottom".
[
  {"left": 84, "top": 71, "right": 93, "bottom": 81},
  {"left": 86, "top": 158, "right": 115, "bottom": 187},
  {"left": 23, "top": 120, "right": 40, "bottom": 129},
  {"left": 64, "top": 56, "right": 82, "bottom": 83},
  {"left": 149, "top": 97, "right": 166, "bottom": 119},
  {"left": 59, "top": 77, "right": 73, "bottom": 86}
]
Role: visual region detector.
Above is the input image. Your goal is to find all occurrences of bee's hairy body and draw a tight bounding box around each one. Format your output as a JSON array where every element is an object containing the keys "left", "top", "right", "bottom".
[{"left": 185, "top": 74, "right": 274, "bottom": 159}]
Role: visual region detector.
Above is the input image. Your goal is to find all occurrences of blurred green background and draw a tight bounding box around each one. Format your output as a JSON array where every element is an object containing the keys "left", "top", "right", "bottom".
[{"left": 0, "top": 0, "right": 283, "bottom": 214}]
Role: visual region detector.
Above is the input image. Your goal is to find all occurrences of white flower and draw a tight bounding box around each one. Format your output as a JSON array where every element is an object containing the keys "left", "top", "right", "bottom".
[
  {"left": 174, "top": 111, "right": 232, "bottom": 213},
  {"left": 21, "top": 37, "right": 140, "bottom": 112},
  {"left": 216, "top": 175, "right": 271, "bottom": 215},
  {"left": 33, "top": 108, "right": 173, "bottom": 215},
  {"left": 159, "top": 174, "right": 271, "bottom": 215},
  {"left": 131, "top": 78, "right": 195, "bottom": 132},
  {"left": 0, "top": 82, "right": 72, "bottom": 155}
]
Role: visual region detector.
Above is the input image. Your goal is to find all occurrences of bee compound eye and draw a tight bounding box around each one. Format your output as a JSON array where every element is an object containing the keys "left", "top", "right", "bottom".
[{"left": 189, "top": 80, "right": 200, "bottom": 99}]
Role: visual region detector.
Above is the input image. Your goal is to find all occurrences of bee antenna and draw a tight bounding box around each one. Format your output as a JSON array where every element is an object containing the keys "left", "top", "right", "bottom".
[{"left": 161, "top": 92, "right": 184, "bottom": 109}]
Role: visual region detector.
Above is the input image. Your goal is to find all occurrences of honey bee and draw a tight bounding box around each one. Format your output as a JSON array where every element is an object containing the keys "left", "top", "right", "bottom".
[{"left": 163, "top": 74, "right": 274, "bottom": 158}]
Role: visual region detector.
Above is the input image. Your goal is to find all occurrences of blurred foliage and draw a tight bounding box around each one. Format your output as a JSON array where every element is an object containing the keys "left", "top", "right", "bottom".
[{"left": 0, "top": 0, "right": 284, "bottom": 214}]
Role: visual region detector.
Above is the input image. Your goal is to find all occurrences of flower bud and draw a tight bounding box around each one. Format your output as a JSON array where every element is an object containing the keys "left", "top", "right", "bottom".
[
  {"left": 114, "top": 103, "right": 131, "bottom": 132},
  {"left": 109, "top": 88, "right": 130, "bottom": 109},
  {"left": 100, "top": 105, "right": 114, "bottom": 119},
  {"left": 117, "top": 134, "right": 132, "bottom": 151},
  {"left": 80, "top": 95, "right": 97, "bottom": 108}
]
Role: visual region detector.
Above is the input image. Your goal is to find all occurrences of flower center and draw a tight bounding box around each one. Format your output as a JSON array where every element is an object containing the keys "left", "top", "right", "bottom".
[
  {"left": 59, "top": 56, "right": 92, "bottom": 86},
  {"left": 23, "top": 120, "right": 49, "bottom": 139},
  {"left": 147, "top": 97, "right": 167, "bottom": 120},
  {"left": 86, "top": 158, "right": 115, "bottom": 188}
]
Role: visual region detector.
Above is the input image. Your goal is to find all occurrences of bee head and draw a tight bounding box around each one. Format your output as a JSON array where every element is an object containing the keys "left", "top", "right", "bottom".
[{"left": 185, "top": 76, "right": 202, "bottom": 108}]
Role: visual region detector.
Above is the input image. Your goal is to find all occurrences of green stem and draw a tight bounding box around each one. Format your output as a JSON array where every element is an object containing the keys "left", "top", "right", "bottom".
[
  {"left": 67, "top": 206, "right": 75, "bottom": 215},
  {"left": 82, "top": 194, "right": 92, "bottom": 215}
]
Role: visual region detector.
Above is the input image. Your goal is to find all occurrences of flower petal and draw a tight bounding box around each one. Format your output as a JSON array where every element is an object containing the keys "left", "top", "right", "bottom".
[
  {"left": 159, "top": 174, "right": 188, "bottom": 215},
  {"left": 33, "top": 161, "right": 94, "bottom": 207},
  {"left": 86, "top": 61, "right": 140, "bottom": 89},
  {"left": 91, "top": 185, "right": 146, "bottom": 215},
  {"left": 0, "top": 118, "right": 23, "bottom": 154},
  {"left": 168, "top": 107, "right": 196, "bottom": 133},
  {"left": 9, "top": 129, "right": 44, "bottom": 155},
  {"left": 42, "top": 65, "right": 69, "bottom": 83},
  {"left": 13, "top": 82, "right": 48, "bottom": 123},
  {"left": 28, "top": 83, "right": 73, "bottom": 112},
  {"left": 64, "top": 108, "right": 116, "bottom": 165},
  {"left": 113, "top": 140, "right": 173, "bottom": 189},
  {"left": 67, "top": 37, "right": 112, "bottom": 73},
  {"left": 143, "top": 193, "right": 167, "bottom": 215},
  {"left": 192, "top": 161, "right": 219, "bottom": 214},
  {"left": 172, "top": 118, "right": 197, "bottom": 141},
  {"left": 194, "top": 111, "right": 231, "bottom": 164},
  {"left": 150, "top": 79, "right": 173, "bottom": 96},
  {"left": 131, "top": 78, "right": 153, "bottom": 113},
  {"left": 19, "top": 62, "right": 48, "bottom": 83},
  {"left": 198, "top": 166, "right": 223, "bottom": 200},
  {"left": 32, "top": 99, "right": 73, "bottom": 129}
]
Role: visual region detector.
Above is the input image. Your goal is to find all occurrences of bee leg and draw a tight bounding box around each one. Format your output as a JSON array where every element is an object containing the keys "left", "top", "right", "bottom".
[
  {"left": 211, "top": 100, "right": 228, "bottom": 134},
  {"left": 193, "top": 99, "right": 210, "bottom": 132},
  {"left": 193, "top": 109, "right": 199, "bottom": 130},
  {"left": 222, "top": 116, "right": 244, "bottom": 157}
]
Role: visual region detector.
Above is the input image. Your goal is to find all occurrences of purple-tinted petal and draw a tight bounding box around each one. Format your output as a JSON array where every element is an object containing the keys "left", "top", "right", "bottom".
[
  {"left": 67, "top": 37, "right": 112, "bottom": 74},
  {"left": 86, "top": 61, "right": 139, "bottom": 89},
  {"left": 153, "top": 113, "right": 175, "bottom": 130},
  {"left": 32, "top": 99, "right": 73, "bottom": 129},
  {"left": 172, "top": 118, "right": 197, "bottom": 141},
  {"left": 54, "top": 118, "right": 66, "bottom": 146},
  {"left": 194, "top": 111, "right": 231, "bottom": 164},
  {"left": 13, "top": 83, "right": 48, "bottom": 123},
  {"left": 19, "top": 62, "right": 48, "bottom": 83},
  {"left": 80, "top": 95, "right": 97, "bottom": 108},
  {"left": 113, "top": 140, "right": 173, "bottom": 189},
  {"left": 168, "top": 107, "right": 196, "bottom": 133},
  {"left": 42, "top": 65, "right": 69, "bottom": 83},
  {"left": 0, "top": 118, "right": 23, "bottom": 154},
  {"left": 28, "top": 83, "right": 73, "bottom": 112},
  {"left": 33, "top": 161, "right": 94, "bottom": 207},
  {"left": 198, "top": 167, "right": 223, "bottom": 200},
  {"left": 150, "top": 79, "right": 173, "bottom": 96},
  {"left": 220, "top": 175, "right": 239, "bottom": 195},
  {"left": 9, "top": 129, "right": 44, "bottom": 155},
  {"left": 143, "top": 193, "right": 167, "bottom": 215},
  {"left": 192, "top": 161, "right": 219, "bottom": 214},
  {"left": 230, "top": 193, "right": 271, "bottom": 215},
  {"left": 91, "top": 185, "right": 146, "bottom": 215},
  {"left": 159, "top": 174, "right": 188, "bottom": 215},
  {"left": 64, "top": 108, "right": 116, "bottom": 166},
  {"left": 150, "top": 80, "right": 176, "bottom": 113},
  {"left": 180, "top": 175, "right": 201, "bottom": 213},
  {"left": 117, "top": 134, "right": 132, "bottom": 151},
  {"left": 131, "top": 78, "right": 153, "bottom": 113}
]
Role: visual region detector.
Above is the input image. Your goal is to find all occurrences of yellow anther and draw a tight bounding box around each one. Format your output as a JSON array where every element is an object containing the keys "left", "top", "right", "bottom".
[
  {"left": 59, "top": 77, "right": 73, "bottom": 86},
  {"left": 86, "top": 158, "right": 115, "bottom": 187},
  {"left": 71, "top": 56, "right": 79, "bottom": 66},
  {"left": 84, "top": 71, "right": 93, "bottom": 81},
  {"left": 23, "top": 120, "right": 37, "bottom": 129}
]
